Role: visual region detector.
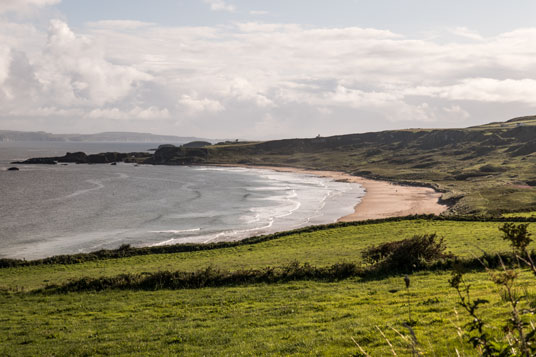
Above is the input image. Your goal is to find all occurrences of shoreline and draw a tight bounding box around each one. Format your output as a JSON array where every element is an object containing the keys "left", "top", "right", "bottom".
[{"left": 216, "top": 164, "right": 448, "bottom": 221}]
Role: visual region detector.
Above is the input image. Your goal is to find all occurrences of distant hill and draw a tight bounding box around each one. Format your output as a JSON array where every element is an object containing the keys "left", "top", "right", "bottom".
[{"left": 0, "top": 130, "right": 215, "bottom": 144}]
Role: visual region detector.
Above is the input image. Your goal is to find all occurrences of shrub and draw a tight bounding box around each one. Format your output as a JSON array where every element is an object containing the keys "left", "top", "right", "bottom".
[
  {"left": 450, "top": 223, "right": 536, "bottom": 357},
  {"left": 42, "top": 262, "right": 365, "bottom": 293},
  {"left": 500, "top": 222, "right": 532, "bottom": 254},
  {"left": 479, "top": 164, "right": 506, "bottom": 173},
  {"left": 362, "top": 233, "right": 452, "bottom": 273}
]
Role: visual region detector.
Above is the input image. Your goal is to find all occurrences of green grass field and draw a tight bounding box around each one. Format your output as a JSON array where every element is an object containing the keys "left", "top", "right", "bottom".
[
  {"left": 3, "top": 271, "right": 532, "bottom": 356},
  {"left": 2, "top": 219, "right": 533, "bottom": 291},
  {"left": 1, "top": 217, "right": 536, "bottom": 355}
]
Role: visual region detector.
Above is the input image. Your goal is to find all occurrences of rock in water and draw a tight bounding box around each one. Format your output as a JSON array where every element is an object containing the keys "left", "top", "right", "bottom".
[
  {"left": 7, "top": 167, "right": 19, "bottom": 171},
  {"left": 13, "top": 157, "right": 57, "bottom": 164}
]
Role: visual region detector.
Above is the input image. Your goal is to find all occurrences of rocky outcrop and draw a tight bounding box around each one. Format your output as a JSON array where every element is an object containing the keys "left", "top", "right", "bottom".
[
  {"left": 182, "top": 141, "right": 212, "bottom": 148},
  {"left": 59, "top": 152, "right": 88, "bottom": 163},
  {"left": 146, "top": 145, "right": 208, "bottom": 165},
  {"left": 15, "top": 151, "right": 152, "bottom": 165},
  {"left": 13, "top": 157, "right": 57, "bottom": 164}
]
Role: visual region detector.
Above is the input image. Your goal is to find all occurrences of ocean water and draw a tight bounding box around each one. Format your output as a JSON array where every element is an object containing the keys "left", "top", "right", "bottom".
[{"left": 0, "top": 142, "right": 365, "bottom": 259}]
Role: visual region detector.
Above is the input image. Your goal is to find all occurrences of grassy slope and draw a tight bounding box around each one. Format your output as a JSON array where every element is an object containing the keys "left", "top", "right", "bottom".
[
  {"left": 3, "top": 272, "right": 528, "bottom": 356},
  {"left": 2, "top": 218, "right": 536, "bottom": 355},
  {"left": 2, "top": 219, "right": 535, "bottom": 291}
]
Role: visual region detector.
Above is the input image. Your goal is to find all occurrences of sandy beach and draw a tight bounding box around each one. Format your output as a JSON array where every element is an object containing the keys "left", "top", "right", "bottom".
[{"left": 219, "top": 165, "right": 447, "bottom": 221}]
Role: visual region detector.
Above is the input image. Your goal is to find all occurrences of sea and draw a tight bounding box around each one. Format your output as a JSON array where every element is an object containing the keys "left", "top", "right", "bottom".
[{"left": 0, "top": 141, "right": 365, "bottom": 259}]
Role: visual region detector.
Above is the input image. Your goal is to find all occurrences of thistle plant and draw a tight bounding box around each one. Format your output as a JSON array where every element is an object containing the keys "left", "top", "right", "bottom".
[
  {"left": 404, "top": 275, "right": 411, "bottom": 323},
  {"left": 450, "top": 223, "right": 536, "bottom": 357}
]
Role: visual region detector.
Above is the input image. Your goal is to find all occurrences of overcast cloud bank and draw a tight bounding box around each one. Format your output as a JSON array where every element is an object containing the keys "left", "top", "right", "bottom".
[{"left": 1, "top": 1, "right": 535, "bottom": 138}]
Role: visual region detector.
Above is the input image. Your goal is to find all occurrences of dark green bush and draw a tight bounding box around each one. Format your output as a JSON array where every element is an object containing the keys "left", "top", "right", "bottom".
[
  {"left": 362, "top": 233, "right": 452, "bottom": 273},
  {"left": 42, "top": 262, "right": 364, "bottom": 293},
  {"left": 499, "top": 222, "right": 532, "bottom": 254},
  {"left": 479, "top": 164, "right": 507, "bottom": 173}
]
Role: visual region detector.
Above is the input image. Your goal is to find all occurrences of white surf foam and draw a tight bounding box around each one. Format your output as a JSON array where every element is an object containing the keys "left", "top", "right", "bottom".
[{"left": 149, "top": 228, "right": 201, "bottom": 234}]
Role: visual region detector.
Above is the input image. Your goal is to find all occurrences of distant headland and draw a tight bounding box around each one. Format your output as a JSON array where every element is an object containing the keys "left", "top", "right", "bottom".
[{"left": 0, "top": 130, "right": 217, "bottom": 144}]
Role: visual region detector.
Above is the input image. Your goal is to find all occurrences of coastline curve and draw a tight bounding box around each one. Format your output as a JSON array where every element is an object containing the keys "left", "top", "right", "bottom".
[{"left": 215, "top": 164, "right": 448, "bottom": 221}]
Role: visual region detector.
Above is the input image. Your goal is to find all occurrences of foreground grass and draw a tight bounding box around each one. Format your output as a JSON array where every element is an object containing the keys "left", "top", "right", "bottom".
[
  {"left": 2, "top": 219, "right": 535, "bottom": 291},
  {"left": 2, "top": 270, "right": 533, "bottom": 356},
  {"left": 2, "top": 218, "right": 535, "bottom": 355}
]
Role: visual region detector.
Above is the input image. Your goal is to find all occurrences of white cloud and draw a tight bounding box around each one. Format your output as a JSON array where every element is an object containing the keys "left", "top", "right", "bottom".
[
  {"left": 38, "top": 19, "right": 152, "bottom": 107},
  {"left": 249, "top": 10, "right": 268, "bottom": 16},
  {"left": 3, "top": 15, "right": 536, "bottom": 137},
  {"left": 7, "top": 106, "right": 82, "bottom": 117},
  {"left": 409, "top": 78, "right": 536, "bottom": 106},
  {"left": 225, "top": 78, "right": 274, "bottom": 107},
  {"left": 327, "top": 85, "right": 403, "bottom": 108},
  {"left": 86, "top": 20, "right": 156, "bottom": 31},
  {"left": 0, "top": 46, "right": 11, "bottom": 85},
  {"left": 88, "top": 106, "right": 170, "bottom": 120},
  {"left": 0, "top": 0, "right": 60, "bottom": 14},
  {"left": 0, "top": 19, "right": 154, "bottom": 125},
  {"left": 203, "top": 0, "right": 235, "bottom": 12},
  {"left": 443, "top": 105, "right": 470, "bottom": 119},
  {"left": 179, "top": 95, "right": 224, "bottom": 115},
  {"left": 253, "top": 113, "right": 292, "bottom": 137},
  {"left": 449, "top": 27, "right": 484, "bottom": 41}
]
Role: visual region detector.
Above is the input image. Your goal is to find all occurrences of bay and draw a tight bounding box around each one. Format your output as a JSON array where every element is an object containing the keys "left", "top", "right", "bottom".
[{"left": 0, "top": 142, "right": 364, "bottom": 259}]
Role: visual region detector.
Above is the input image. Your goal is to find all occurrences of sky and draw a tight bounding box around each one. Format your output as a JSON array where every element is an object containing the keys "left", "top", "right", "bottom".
[{"left": 1, "top": 1, "right": 536, "bottom": 139}]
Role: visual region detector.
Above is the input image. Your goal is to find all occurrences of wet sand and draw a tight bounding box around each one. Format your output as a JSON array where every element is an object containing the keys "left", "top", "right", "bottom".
[{"left": 218, "top": 165, "right": 447, "bottom": 221}]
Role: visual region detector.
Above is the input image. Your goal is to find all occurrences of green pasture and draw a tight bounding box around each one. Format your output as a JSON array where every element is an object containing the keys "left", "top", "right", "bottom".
[
  {"left": 1, "top": 217, "right": 536, "bottom": 355},
  {"left": 2, "top": 270, "right": 534, "bottom": 356},
  {"left": 2, "top": 219, "right": 534, "bottom": 291}
]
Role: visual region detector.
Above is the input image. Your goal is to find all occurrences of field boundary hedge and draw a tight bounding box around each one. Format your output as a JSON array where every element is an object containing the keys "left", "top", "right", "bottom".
[{"left": 38, "top": 251, "right": 535, "bottom": 293}]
